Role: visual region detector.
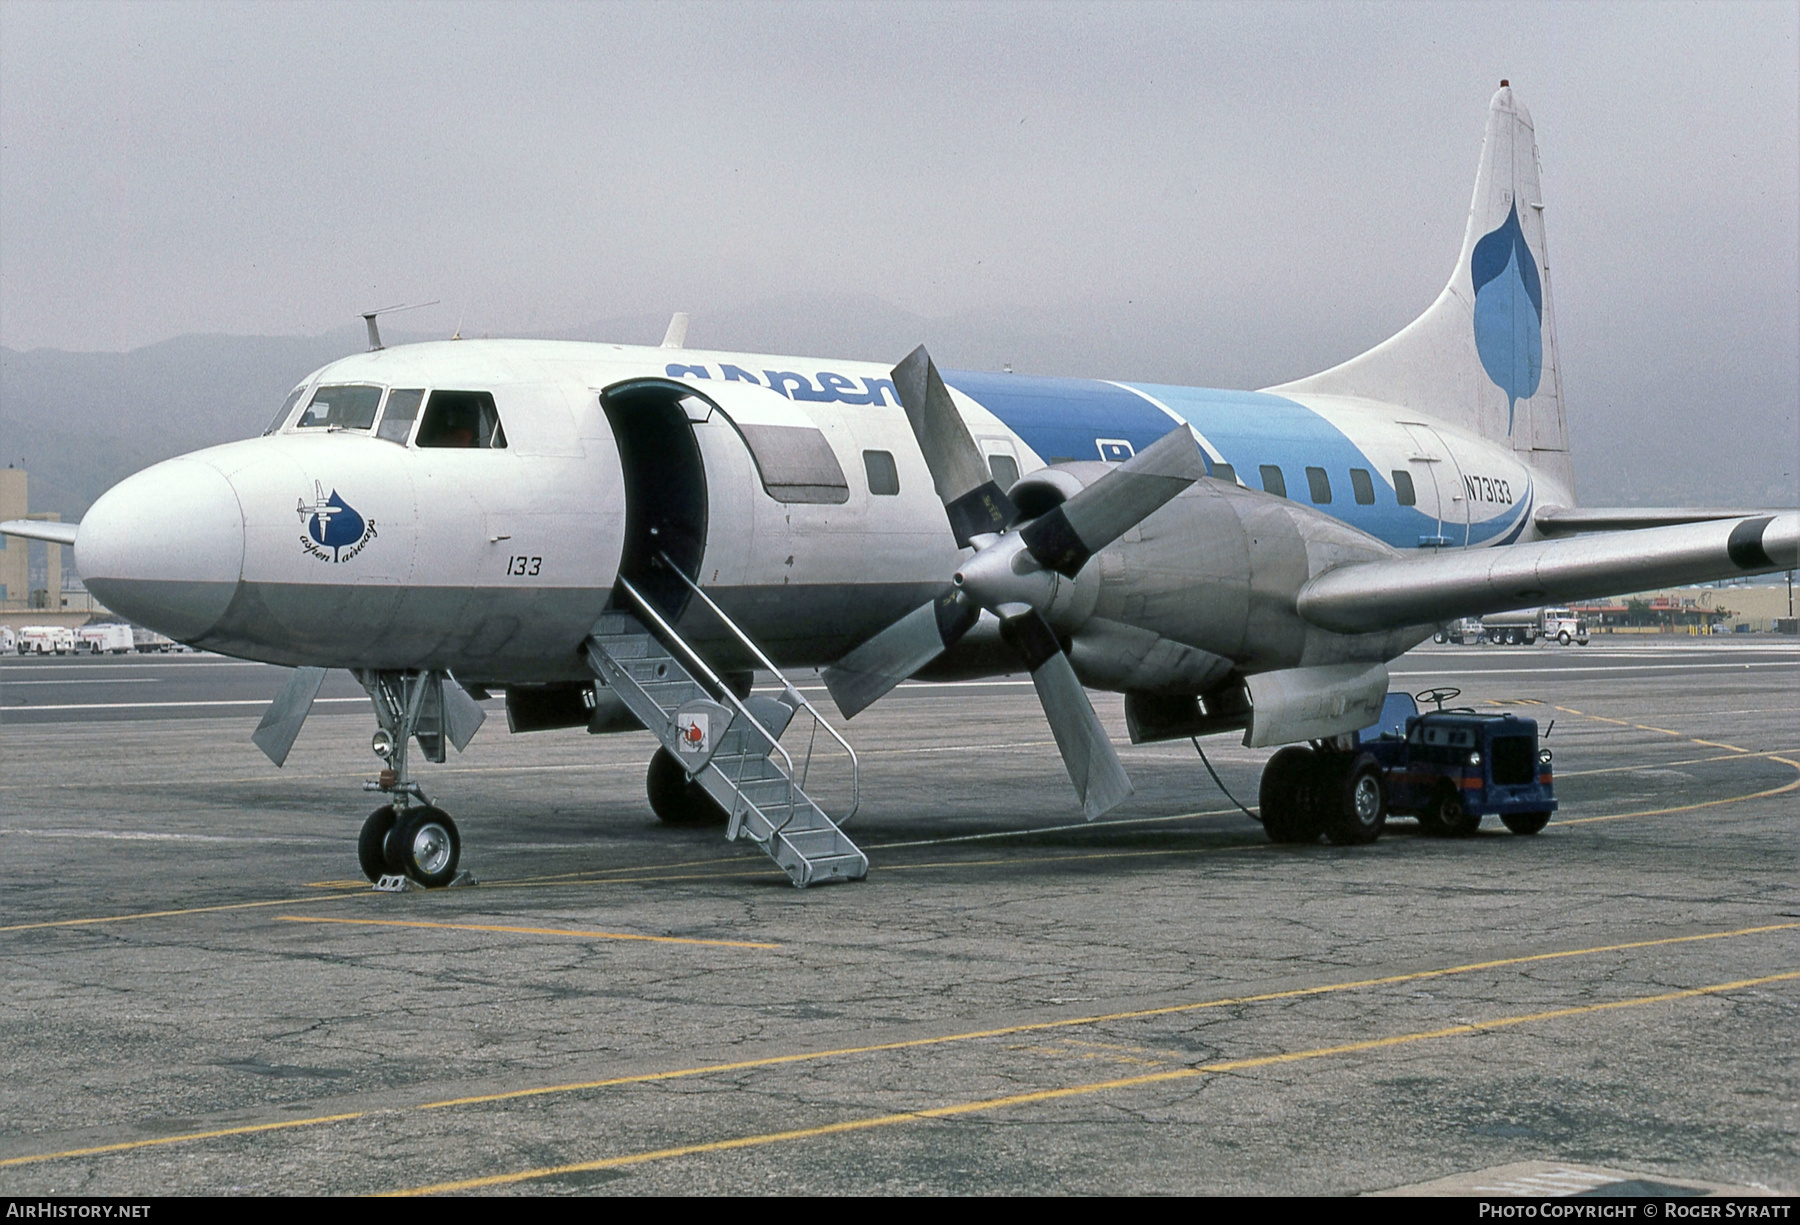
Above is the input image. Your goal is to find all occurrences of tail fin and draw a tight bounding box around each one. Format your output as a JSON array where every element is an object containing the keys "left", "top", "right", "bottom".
[{"left": 1269, "top": 82, "right": 1573, "bottom": 494}]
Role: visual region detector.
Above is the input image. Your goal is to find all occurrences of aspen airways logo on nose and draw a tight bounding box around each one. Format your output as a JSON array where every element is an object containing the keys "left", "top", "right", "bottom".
[
  {"left": 1470, "top": 201, "right": 1544, "bottom": 434},
  {"left": 297, "top": 480, "right": 377, "bottom": 562}
]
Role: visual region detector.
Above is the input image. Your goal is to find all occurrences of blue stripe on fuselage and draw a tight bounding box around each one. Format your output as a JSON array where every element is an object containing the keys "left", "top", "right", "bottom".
[
  {"left": 943, "top": 371, "right": 1528, "bottom": 551},
  {"left": 942, "top": 371, "right": 1179, "bottom": 463},
  {"left": 1126, "top": 382, "right": 1439, "bottom": 547}
]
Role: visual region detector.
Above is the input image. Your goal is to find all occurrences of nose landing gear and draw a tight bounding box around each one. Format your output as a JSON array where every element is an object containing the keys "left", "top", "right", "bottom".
[{"left": 352, "top": 669, "right": 484, "bottom": 888}]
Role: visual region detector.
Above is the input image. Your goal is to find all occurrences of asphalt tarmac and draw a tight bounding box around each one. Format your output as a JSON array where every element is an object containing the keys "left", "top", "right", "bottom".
[{"left": 1, "top": 637, "right": 1795, "bottom": 1196}]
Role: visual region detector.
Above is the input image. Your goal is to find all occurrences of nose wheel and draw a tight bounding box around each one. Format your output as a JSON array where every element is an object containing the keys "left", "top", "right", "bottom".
[
  {"left": 351, "top": 669, "right": 481, "bottom": 888},
  {"left": 357, "top": 804, "right": 462, "bottom": 886}
]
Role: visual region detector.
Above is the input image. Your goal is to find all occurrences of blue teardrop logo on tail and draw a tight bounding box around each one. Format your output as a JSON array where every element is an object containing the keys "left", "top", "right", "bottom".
[
  {"left": 297, "top": 480, "right": 377, "bottom": 562},
  {"left": 1470, "top": 202, "right": 1543, "bottom": 433}
]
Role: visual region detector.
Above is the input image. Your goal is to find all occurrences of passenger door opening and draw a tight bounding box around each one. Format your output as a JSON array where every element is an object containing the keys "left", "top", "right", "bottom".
[{"left": 599, "top": 380, "right": 710, "bottom": 619}]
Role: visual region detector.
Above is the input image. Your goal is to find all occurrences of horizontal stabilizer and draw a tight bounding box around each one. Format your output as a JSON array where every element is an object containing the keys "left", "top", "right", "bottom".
[
  {"left": 1534, "top": 506, "right": 1774, "bottom": 535},
  {"left": 0, "top": 519, "right": 77, "bottom": 546},
  {"left": 1298, "top": 514, "right": 1798, "bottom": 634}
]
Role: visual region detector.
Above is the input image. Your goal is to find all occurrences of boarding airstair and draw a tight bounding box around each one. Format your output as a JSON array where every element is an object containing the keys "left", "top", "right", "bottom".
[{"left": 583, "top": 565, "right": 866, "bottom": 888}]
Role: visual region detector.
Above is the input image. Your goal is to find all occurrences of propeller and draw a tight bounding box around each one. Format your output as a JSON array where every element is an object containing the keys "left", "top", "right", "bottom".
[{"left": 823, "top": 345, "right": 1206, "bottom": 819}]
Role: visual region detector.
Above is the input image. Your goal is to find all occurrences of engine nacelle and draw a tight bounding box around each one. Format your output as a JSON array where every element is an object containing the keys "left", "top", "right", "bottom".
[{"left": 1009, "top": 464, "right": 1427, "bottom": 737}]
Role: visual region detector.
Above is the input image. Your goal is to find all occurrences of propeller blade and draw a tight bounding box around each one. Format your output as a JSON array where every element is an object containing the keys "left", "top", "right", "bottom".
[
  {"left": 998, "top": 608, "right": 1133, "bottom": 819},
  {"left": 1019, "top": 425, "right": 1206, "bottom": 577},
  {"left": 892, "top": 345, "right": 1018, "bottom": 546},
  {"left": 822, "top": 588, "right": 980, "bottom": 718}
]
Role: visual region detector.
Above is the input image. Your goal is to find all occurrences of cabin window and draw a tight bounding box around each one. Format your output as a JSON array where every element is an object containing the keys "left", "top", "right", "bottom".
[
  {"left": 297, "top": 384, "right": 383, "bottom": 431},
  {"left": 740, "top": 424, "right": 849, "bottom": 504},
  {"left": 987, "top": 454, "right": 1020, "bottom": 489},
  {"left": 1350, "top": 468, "right": 1375, "bottom": 505},
  {"left": 1259, "top": 465, "right": 1286, "bottom": 498},
  {"left": 417, "top": 390, "right": 507, "bottom": 449},
  {"left": 1211, "top": 461, "right": 1236, "bottom": 485},
  {"left": 1306, "top": 467, "right": 1332, "bottom": 504},
  {"left": 1392, "top": 469, "right": 1417, "bottom": 506},
  {"left": 864, "top": 450, "right": 900, "bottom": 496},
  {"left": 377, "top": 389, "right": 425, "bottom": 444},
  {"left": 265, "top": 384, "right": 308, "bottom": 435}
]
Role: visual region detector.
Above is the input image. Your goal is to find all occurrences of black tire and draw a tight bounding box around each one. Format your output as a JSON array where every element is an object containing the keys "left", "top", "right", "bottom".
[
  {"left": 390, "top": 806, "right": 461, "bottom": 887},
  {"left": 1558, "top": 631, "right": 1571, "bottom": 646},
  {"left": 1502, "top": 810, "right": 1551, "bottom": 836},
  {"left": 358, "top": 805, "right": 398, "bottom": 881},
  {"left": 1324, "top": 753, "right": 1387, "bottom": 846},
  {"left": 1418, "top": 782, "right": 1482, "bottom": 837},
  {"left": 1259, "top": 746, "right": 1321, "bottom": 844},
  {"left": 646, "top": 747, "right": 728, "bottom": 826}
]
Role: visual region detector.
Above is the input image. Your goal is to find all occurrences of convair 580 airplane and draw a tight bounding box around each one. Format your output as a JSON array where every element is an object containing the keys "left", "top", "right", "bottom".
[{"left": 8, "top": 84, "right": 1794, "bottom": 888}]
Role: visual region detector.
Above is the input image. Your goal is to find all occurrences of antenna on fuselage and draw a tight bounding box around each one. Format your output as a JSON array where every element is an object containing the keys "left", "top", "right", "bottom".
[
  {"left": 660, "top": 312, "right": 690, "bottom": 349},
  {"left": 358, "top": 301, "right": 441, "bottom": 352}
]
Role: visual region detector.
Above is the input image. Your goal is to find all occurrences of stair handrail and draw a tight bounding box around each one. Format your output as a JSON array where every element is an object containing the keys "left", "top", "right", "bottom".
[
  {"left": 608, "top": 576, "right": 802, "bottom": 831},
  {"left": 656, "top": 553, "right": 861, "bottom": 822}
]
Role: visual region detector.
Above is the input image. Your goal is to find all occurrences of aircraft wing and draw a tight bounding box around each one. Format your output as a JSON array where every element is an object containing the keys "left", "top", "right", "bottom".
[
  {"left": 1297, "top": 513, "right": 1797, "bottom": 634},
  {"left": 0, "top": 519, "right": 78, "bottom": 545},
  {"left": 1533, "top": 506, "right": 1777, "bottom": 534}
]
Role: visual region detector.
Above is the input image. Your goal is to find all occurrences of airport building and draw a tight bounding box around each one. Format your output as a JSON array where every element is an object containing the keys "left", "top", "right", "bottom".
[{"left": 1, "top": 466, "right": 106, "bottom": 630}]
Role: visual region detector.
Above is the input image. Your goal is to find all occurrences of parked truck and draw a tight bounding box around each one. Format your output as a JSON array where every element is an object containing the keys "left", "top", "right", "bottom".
[
  {"left": 131, "top": 626, "right": 178, "bottom": 653},
  {"left": 77, "top": 623, "right": 136, "bottom": 654},
  {"left": 1479, "top": 606, "right": 1590, "bottom": 646},
  {"left": 17, "top": 625, "right": 76, "bottom": 655}
]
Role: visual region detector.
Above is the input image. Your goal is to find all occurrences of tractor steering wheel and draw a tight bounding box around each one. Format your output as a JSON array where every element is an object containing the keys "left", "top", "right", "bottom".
[{"left": 1415, "top": 687, "right": 1461, "bottom": 711}]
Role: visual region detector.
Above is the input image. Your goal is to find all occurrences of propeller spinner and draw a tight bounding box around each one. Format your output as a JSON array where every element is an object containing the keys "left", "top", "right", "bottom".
[{"left": 822, "top": 345, "right": 1206, "bottom": 819}]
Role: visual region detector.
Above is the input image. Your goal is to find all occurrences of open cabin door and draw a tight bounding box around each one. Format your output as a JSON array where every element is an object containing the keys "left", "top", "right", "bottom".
[{"left": 598, "top": 380, "right": 710, "bottom": 618}]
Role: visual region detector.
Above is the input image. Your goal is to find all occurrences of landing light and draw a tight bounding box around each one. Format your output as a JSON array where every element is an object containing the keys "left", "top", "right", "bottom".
[{"left": 371, "top": 729, "right": 395, "bottom": 759}]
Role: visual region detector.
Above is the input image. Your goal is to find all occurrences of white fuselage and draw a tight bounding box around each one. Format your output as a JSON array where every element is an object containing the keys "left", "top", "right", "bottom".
[{"left": 75, "top": 338, "right": 1558, "bottom": 688}]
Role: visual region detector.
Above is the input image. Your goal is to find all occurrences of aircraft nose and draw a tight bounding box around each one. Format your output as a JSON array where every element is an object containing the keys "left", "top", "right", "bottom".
[{"left": 76, "top": 457, "right": 245, "bottom": 641}]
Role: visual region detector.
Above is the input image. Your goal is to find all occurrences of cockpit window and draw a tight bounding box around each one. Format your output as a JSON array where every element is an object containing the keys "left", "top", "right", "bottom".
[
  {"left": 298, "top": 384, "right": 384, "bottom": 431},
  {"left": 377, "top": 389, "right": 425, "bottom": 444},
  {"left": 265, "top": 384, "right": 309, "bottom": 435},
  {"left": 416, "top": 390, "right": 507, "bottom": 449}
]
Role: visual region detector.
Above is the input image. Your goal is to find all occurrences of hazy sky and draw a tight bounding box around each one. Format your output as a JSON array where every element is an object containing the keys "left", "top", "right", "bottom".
[{"left": 2, "top": 1, "right": 1796, "bottom": 500}]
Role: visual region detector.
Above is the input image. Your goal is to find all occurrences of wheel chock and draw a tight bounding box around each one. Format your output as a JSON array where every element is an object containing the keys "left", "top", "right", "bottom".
[{"left": 372, "top": 870, "right": 478, "bottom": 892}]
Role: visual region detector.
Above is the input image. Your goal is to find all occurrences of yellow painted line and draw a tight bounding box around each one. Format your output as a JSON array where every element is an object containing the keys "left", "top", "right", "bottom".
[
  {"left": 1691, "top": 739, "right": 1751, "bottom": 753},
  {"left": 304, "top": 880, "right": 372, "bottom": 890},
  {"left": 1558, "top": 758, "right": 1800, "bottom": 825},
  {"left": 411, "top": 920, "right": 1800, "bottom": 1108},
  {"left": 0, "top": 893, "right": 359, "bottom": 933},
  {"left": 0, "top": 1113, "right": 368, "bottom": 1169},
  {"left": 4, "top": 921, "right": 1792, "bottom": 1171},
  {"left": 1635, "top": 724, "right": 1682, "bottom": 736},
  {"left": 1558, "top": 747, "right": 1797, "bottom": 778},
  {"left": 277, "top": 915, "right": 778, "bottom": 949},
  {"left": 386, "top": 970, "right": 1800, "bottom": 1196}
]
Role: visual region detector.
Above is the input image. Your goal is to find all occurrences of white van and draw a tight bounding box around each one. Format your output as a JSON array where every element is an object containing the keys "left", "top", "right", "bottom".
[
  {"left": 77, "top": 623, "right": 136, "bottom": 654},
  {"left": 19, "top": 626, "right": 76, "bottom": 655}
]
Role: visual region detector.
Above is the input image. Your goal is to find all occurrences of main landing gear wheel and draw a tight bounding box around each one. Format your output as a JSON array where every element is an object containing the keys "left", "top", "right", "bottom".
[
  {"left": 1418, "top": 781, "right": 1482, "bottom": 838},
  {"left": 646, "top": 747, "right": 728, "bottom": 826},
  {"left": 387, "top": 806, "right": 461, "bottom": 887},
  {"left": 358, "top": 806, "right": 398, "bottom": 882},
  {"left": 1323, "top": 753, "right": 1387, "bottom": 846},
  {"left": 1259, "top": 746, "right": 1323, "bottom": 844},
  {"left": 1502, "top": 810, "right": 1552, "bottom": 835}
]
